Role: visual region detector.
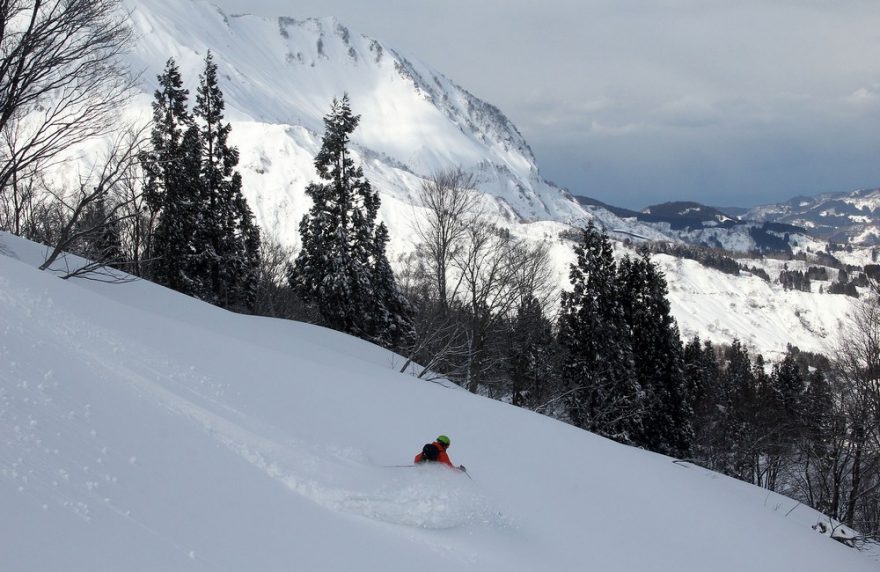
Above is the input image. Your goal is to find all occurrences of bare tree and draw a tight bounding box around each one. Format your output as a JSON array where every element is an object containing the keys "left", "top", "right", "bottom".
[
  {"left": 0, "top": 0, "right": 134, "bottom": 227},
  {"left": 412, "top": 168, "right": 480, "bottom": 313},
  {"left": 38, "top": 125, "right": 147, "bottom": 279},
  {"left": 250, "top": 233, "right": 322, "bottom": 322},
  {"left": 406, "top": 169, "right": 558, "bottom": 393},
  {"left": 114, "top": 149, "right": 155, "bottom": 277},
  {"left": 832, "top": 296, "right": 880, "bottom": 533},
  {"left": 392, "top": 249, "right": 470, "bottom": 379},
  {"left": 453, "top": 222, "right": 554, "bottom": 393},
  {"left": 0, "top": 148, "right": 41, "bottom": 235}
]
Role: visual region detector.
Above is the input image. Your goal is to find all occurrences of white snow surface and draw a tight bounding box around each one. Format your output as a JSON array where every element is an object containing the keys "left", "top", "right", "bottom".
[
  {"left": 123, "top": 0, "right": 601, "bottom": 229},
  {"left": 657, "top": 255, "right": 850, "bottom": 359},
  {"left": 1, "top": 232, "right": 877, "bottom": 570},
  {"left": 44, "top": 0, "right": 863, "bottom": 359}
]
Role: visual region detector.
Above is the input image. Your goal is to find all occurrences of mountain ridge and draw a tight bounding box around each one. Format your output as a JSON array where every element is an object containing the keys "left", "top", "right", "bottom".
[
  {"left": 63, "top": 0, "right": 866, "bottom": 359},
  {"left": 743, "top": 188, "right": 880, "bottom": 246}
]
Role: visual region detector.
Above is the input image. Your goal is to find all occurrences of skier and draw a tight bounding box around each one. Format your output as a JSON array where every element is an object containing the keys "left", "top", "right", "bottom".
[{"left": 414, "top": 435, "right": 466, "bottom": 473}]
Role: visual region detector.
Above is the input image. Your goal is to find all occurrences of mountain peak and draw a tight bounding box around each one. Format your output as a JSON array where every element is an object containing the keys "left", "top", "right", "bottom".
[{"left": 125, "top": 0, "right": 568, "bottom": 226}]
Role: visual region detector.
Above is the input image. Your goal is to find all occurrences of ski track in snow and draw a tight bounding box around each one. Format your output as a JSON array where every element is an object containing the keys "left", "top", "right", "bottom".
[
  {"left": 4, "top": 232, "right": 880, "bottom": 570},
  {"left": 3, "top": 287, "right": 505, "bottom": 532}
]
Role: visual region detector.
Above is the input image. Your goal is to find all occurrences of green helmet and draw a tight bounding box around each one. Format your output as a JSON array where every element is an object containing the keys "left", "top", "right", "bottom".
[{"left": 436, "top": 435, "right": 451, "bottom": 447}]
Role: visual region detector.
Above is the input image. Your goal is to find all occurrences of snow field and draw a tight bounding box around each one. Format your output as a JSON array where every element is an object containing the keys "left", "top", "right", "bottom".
[
  {"left": 2, "top": 231, "right": 877, "bottom": 570},
  {"left": 37, "top": 0, "right": 860, "bottom": 363}
]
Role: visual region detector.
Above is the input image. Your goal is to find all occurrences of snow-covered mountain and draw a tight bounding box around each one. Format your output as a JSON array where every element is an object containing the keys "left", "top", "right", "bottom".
[
  {"left": 76, "top": 0, "right": 865, "bottom": 358},
  {"left": 125, "top": 0, "right": 624, "bottom": 234},
  {"left": 744, "top": 188, "right": 880, "bottom": 246},
  {"left": 1, "top": 230, "right": 876, "bottom": 570},
  {"left": 575, "top": 196, "right": 817, "bottom": 253},
  {"left": 643, "top": 201, "right": 737, "bottom": 224}
]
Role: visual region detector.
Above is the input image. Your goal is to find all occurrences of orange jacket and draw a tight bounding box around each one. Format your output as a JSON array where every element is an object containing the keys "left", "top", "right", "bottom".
[{"left": 414, "top": 441, "right": 454, "bottom": 467}]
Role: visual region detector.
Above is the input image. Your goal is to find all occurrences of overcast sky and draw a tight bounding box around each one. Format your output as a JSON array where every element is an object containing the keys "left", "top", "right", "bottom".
[{"left": 211, "top": 0, "right": 880, "bottom": 209}]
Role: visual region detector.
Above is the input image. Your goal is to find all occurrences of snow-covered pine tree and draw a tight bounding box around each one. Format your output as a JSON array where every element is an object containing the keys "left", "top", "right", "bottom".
[
  {"left": 618, "top": 250, "right": 693, "bottom": 457},
  {"left": 233, "top": 188, "right": 262, "bottom": 311},
  {"left": 368, "top": 222, "right": 414, "bottom": 348},
  {"left": 193, "top": 51, "right": 260, "bottom": 309},
  {"left": 685, "top": 337, "right": 718, "bottom": 459},
  {"left": 291, "top": 95, "right": 409, "bottom": 344},
  {"left": 142, "top": 59, "right": 205, "bottom": 297},
  {"left": 558, "top": 222, "right": 642, "bottom": 444}
]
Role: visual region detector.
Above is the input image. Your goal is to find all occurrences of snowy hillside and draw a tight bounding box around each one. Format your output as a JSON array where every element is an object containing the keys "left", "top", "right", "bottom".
[
  {"left": 657, "top": 254, "right": 853, "bottom": 358},
  {"left": 1, "top": 231, "right": 877, "bottom": 570},
  {"left": 119, "top": 0, "right": 683, "bottom": 248},
  {"left": 745, "top": 188, "right": 880, "bottom": 246},
  {"left": 125, "top": 0, "right": 604, "bottom": 229},
  {"left": 42, "top": 0, "right": 860, "bottom": 359}
]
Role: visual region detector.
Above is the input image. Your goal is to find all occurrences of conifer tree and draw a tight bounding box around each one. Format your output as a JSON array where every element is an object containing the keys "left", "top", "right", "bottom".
[
  {"left": 723, "top": 340, "right": 759, "bottom": 478},
  {"left": 685, "top": 337, "right": 724, "bottom": 461},
  {"left": 770, "top": 347, "right": 805, "bottom": 423},
  {"left": 368, "top": 222, "right": 414, "bottom": 348},
  {"left": 291, "top": 95, "right": 410, "bottom": 344},
  {"left": 619, "top": 251, "right": 692, "bottom": 457},
  {"left": 802, "top": 367, "right": 834, "bottom": 445},
  {"left": 142, "top": 59, "right": 204, "bottom": 296},
  {"left": 193, "top": 51, "right": 260, "bottom": 309},
  {"left": 558, "top": 223, "right": 641, "bottom": 444},
  {"left": 508, "top": 296, "right": 557, "bottom": 408},
  {"left": 143, "top": 56, "right": 260, "bottom": 308},
  {"left": 234, "top": 191, "right": 262, "bottom": 310}
]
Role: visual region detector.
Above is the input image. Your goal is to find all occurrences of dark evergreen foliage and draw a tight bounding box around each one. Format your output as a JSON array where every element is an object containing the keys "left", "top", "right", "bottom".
[
  {"left": 685, "top": 337, "right": 724, "bottom": 461},
  {"left": 192, "top": 51, "right": 261, "bottom": 310},
  {"left": 769, "top": 348, "right": 805, "bottom": 425},
  {"left": 721, "top": 339, "right": 758, "bottom": 479},
  {"left": 142, "top": 56, "right": 261, "bottom": 310},
  {"left": 852, "top": 272, "right": 869, "bottom": 288},
  {"left": 828, "top": 279, "right": 860, "bottom": 298},
  {"left": 507, "top": 296, "right": 558, "bottom": 409},
  {"left": 142, "top": 58, "right": 204, "bottom": 297},
  {"left": 558, "top": 223, "right": 641, "bottom": 444},
  {"left": 744, "top": 265, "right": 771, "bottom": 282},
  {"left": 779, "top": 269, "right": 811, "bottom": 292},
  {"left": 805, "top": 266, "right": 829, "bottom": 281},
  {"left": 618, "top": 250, "right": 693, "bottom": 457},
  {"left": 748, "top": 225, "right": 793, "bottom": 254},
  {"left": 368, "top": 223, "right": 415, "bottom": 348},
  {"left": 290, "top": 95, "right": 411, "bottom": 347},
  {"left": 648, "top": 242, "right": 740, "bottom": 275}
]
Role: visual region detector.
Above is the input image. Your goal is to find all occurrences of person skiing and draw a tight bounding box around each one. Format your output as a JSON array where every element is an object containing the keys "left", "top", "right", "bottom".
[{"left": 414, "top": 435, "right": 466, "bottom": 473}]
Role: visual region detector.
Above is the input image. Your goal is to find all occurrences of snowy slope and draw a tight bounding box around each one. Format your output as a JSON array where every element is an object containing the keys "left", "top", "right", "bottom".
[
  {"left": 125, "top": 0, "right": 589, "bottom": 225},
  {"left": 657, "top": 255, "right": 852, "bottom": 358},
  {"left": 119, "top": 0, "right": 677, "bottom": 249},
  {"left": 1, "top": 232, "right": 877, "bottom": 570},
  {"left": 26, "top": 0, "right": 860, "bottom": 361},
  {"left": 745, "top": 188, "right": 880, "bottom": 246}
]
